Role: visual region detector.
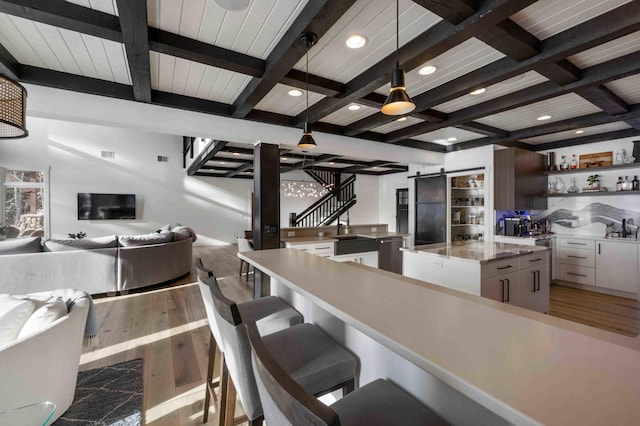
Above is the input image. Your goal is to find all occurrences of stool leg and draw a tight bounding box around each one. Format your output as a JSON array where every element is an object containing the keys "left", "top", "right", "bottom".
[
  {"left": 218, "top": 355, "right": 229, "bottom": 426},
  {"left": 238, "top": 260, "right": 244, "bottom": 278},
  {"left": 202, "top": 333, "right": 219, "bottom": 423},
  {"left": 224, "top": 377, "right": 237, "bottom": 426}
]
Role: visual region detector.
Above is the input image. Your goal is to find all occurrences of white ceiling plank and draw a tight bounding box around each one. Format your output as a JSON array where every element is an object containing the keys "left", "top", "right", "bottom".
[
  {"left": 220, "top": 72, "right": 253, "bottom": 104},
  {"left": 80, "top": 36, "right": 117, "bottom": 82},
  {"left": 183, "top": 61, "right": 207, "bottom": 99},
  {"left": 511, "top": 0, "right": 633, "bottom": 40},
  {"left": 156, "top": 0, "right": 184, "bottom": 35},
  {"left": 435, "top": 71, "right": 548, "bottom": 114},
  {"left": 60, "top": 30, "right": 100, "bottom": 79},
  {"left": 254, "top": 83, "right": 325, "bottom": 116},
  {"left": 195, "top": 1, "right": 226, "bottom": 48},
  {"left": 102, "top": 40, "right": 131, "bottom": 85},
  {"left": 605, "top": 74, "right": 640, "bottom": 105},
  {"left": 413, "top": 127, "right": 486, "bottom": 145},
  {"left": 171, "top": 57, "right": 191, "bottom": 95},
  {"left": 177, "top": 0, "right": 207, "bottom": 40},
  {"left": 373, "top": 116, "right": 423, "bottom": 134},
  {"left": 245, "top": 0, "right": 307, "bottom": 59},
  {"left": 33, "top": 23, "right": 82, "bottom": 75},
  {"left": 149, "top": 51, "right": 160, "bottom": 90},
  {"left": 521, "top": 122, "right": 632, "bottom": 144},
  {"left": 475, "top": 93, "right": 603, "bottom": 132},
  {"left": 65, "top": 0, "right": 118, "bottom": 15},
  {"left": 569, "top": 30, "right": 640, "bottom": 68},
  {"left": 157, "top": 51, "right": 176, "bottom": 93},
  {"left": 0, "top": 14, "right": 40, "bottom": 66},
  {"left": 8, "top": 16, "right": 64, "bottom": 71}
]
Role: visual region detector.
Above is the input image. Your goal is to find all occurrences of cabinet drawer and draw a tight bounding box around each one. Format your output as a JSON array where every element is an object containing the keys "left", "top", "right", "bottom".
[
  {"left": 288, "top": 244, "right": 310, "bottom": 252},
  {"left": 519, "top": 252, "right": 546, "bottom": 269},
  {"left": 558, "top": 264, "right": 595, "bottom": 286},
  {"left": 481, "top": 258, "right": 518, "bottom": 279},
  {"left": 559, "top": 238, "right": 595, "bottom": 250},
  {"left": 307, "top": 242, "right": 335, "bottom": 255},
  {"left": 559, "top": 247, "right": 595, "bottom": 267}
]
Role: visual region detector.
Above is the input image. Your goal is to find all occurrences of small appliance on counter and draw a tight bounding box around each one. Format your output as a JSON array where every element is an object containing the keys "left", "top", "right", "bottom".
[{"left": 505, "top": 217, "right": 526, "bottom": 236}]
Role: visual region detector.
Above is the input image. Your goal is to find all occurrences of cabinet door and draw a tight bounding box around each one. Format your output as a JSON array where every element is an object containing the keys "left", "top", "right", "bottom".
[
  {"left": 516, "top": 264, "right": 549, "bottom": 313},
  {"left": 360, "top": 252, "right": 378, "bottom": 268},
  {"left": 595, "top": 241, "right": 638, "bottom": 293},
  {"left": 481, "top": 271, "right": 518, "bottom": 303}
]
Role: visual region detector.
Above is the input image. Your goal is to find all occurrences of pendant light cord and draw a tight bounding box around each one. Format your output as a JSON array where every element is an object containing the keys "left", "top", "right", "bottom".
[
  {"left": 395, "top": 0, "right": 399, "bottom": 68},
  {"left": 305, "top": 39, "right": 310, "bottom": 124}
]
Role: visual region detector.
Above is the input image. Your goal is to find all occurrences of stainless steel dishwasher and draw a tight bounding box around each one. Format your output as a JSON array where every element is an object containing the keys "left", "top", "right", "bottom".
[{"left": 377, "top": 236, "right": 404, "bottom": 274}]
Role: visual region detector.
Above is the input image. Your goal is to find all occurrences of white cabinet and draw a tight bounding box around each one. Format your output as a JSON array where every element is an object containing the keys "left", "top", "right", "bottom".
[
  {"left": 557, "top": 237, "right": 596, "bottom": 286},
  {"left": 285, "top": 241, "right": 335, "bottom": 258},
  {"left": 595, "top": 241, "right": 638, "bottom": 293},
  {"left": 333, "top": 251, "right": 378, "bottom": 267}
]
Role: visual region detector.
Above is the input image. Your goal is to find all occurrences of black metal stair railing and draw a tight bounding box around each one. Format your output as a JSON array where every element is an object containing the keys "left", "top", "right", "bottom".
[{"left": 294, "top": 174, "right": 356, "bottom": 227}]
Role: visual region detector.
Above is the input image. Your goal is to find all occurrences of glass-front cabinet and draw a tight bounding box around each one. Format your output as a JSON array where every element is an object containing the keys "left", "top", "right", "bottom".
[{"left": 450, "top": 173, "right": 485, "bottom": 242}]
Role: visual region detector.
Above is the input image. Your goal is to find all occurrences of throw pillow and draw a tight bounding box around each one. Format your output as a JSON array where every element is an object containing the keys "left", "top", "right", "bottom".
[
  {"left": 0, "top": 236, "right": 43, "bottom": 255},
  {"left": 118, "top": 232, "right": 173, "bottom": 247},
  {"left": 156, "top": 224, "right": 172, "bottom": 233},
  {"left": 43, "top": 235, "right": 118, "bottom": 252},
  {"left": 172, "top": 226, "right": 197, "bottom": 242},
  {"left": 0, "top": 295, "right": 37, "bottom": 346},
  {"left": 17, "top": 297, "right": 68, "bottom": 339}
]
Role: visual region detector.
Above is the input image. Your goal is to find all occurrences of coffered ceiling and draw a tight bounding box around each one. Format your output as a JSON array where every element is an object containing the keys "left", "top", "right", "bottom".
[{"left": 1, "top": 0, "right": 640, "bottom": 177}]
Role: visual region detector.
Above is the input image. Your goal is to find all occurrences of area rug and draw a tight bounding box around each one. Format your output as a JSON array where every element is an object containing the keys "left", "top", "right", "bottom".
[{"left": 53, "top": 358, "right": 143, "bottom": 425}]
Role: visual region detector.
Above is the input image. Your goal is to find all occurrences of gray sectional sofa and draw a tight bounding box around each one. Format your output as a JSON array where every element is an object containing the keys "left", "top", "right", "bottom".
[{"left": 0, "top": 227, "right": 196, "bottom": 295}]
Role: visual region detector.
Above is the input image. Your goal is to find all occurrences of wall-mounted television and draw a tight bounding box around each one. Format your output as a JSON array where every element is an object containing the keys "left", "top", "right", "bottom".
[{"left": 78, "top": 193, "right": 136, "bottom": 220}]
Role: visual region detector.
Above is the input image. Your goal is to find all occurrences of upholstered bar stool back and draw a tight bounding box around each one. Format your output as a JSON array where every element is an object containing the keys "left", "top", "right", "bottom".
[
  {"left": 237, "top": 238, "right": 253, "bottom": 281},
  {"left": 208, "top": 276, "right": 358, "bottom": 426},
  {"left": 247, "top": 321, "right": 449, "bottom": 426}
]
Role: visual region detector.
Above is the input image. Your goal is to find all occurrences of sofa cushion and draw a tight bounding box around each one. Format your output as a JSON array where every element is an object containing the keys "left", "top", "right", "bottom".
[
  {"left": 119, "top": 232, "right": 173, "bottom": 247},
  {"left": 0, "top": 295, "right": 37, "bottom": 346},
  {"left": 172, "top": 225, "right": 197, "bottom": 242},
  {"left": 43, "top": 235, "right": 118, "bottom": 252},
  {"left": 17, "top": 297, "right": 68, "bottom": 339},
  {"left": 156, "top": 223, "right": 172, "bottom": 233},
  {"left": 0, "top": 236, "right": 42, "bottom": 255}
]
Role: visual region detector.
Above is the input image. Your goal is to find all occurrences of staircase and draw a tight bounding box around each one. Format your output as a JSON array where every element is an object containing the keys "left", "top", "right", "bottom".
[{"left": 292, "top": 173, "right": 356, "bottom": 227}]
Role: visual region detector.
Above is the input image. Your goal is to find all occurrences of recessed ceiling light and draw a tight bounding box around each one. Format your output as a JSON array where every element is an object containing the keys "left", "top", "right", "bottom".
[
  {"left": 328, "top": 162, "right": 335, "bottom": 165},
  {"left": 396, "top": 117, "right": 407, "bottom": 122},
  {"left": 537, "top": 115, "right": 552, "bottom": 121},
  {"left": 346, "top": 34, "right": 368, "bottom": 49},
  {"left": 372, "top": 166, "right": 379, "bottom": 169},
  {"left": 575, "top": 130, "right": 584, "bottom": 134},
  {"left": 418, "top": 65, "right": 438, "bottom": 75},
  {"left": 447, "top": 137, "right": 457, "bottom": 142},
  {"left": 288, "top": 89, "right": 302, "bottom": 97},
  {"left": 232, "top": 152, "right": 240, "bottom": 156},
  {"left": 214, "top": 0, "right": 250, "bottom": 11},
  {"left": 220, "top": 161, "right": 226, "bottom": 165},
  {"left": 282, "top": 157, "right": 288, "bottom": 160},
  {"left": 469, "top": 88, "right": 486, "bottom": 95},
  {"left": 434, "top": 138, "right": 448, "bottom": 144},
  {"left": 348, "top": 104, "right": 361, "bottom": 111}
]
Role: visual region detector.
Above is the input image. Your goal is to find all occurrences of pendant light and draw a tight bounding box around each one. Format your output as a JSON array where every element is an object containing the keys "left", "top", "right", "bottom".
[
  {"left": 0, "top": 75, "right": 28, "bottom": 139},
  {"left": 381, "top": 0, "right": 415, "bottom": 116},
  {"left": 297, "top": 32, "right": 318, "bottom": 149}
]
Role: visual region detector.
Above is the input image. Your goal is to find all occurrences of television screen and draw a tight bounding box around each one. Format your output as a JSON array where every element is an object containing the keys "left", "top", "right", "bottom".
[{"left": 78, "top": 193, "right": 136, "bottom": 220}]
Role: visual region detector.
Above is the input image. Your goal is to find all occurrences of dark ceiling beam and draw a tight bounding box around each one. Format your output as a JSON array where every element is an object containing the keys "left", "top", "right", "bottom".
[
  {"left": 0, "top": 42, "right": 18, "bottom": 80},
  {"left": 187, "top": 140, "right": 228, "bottom": 175},
  {"left": 298, "top": 0, "right": 535, "bottom": 127},
  {"left": 195, "top": 171, "right": 252, "bottom": 179},
  {"left": 455, "top": 122, "right": 509, "bottom": 138},
  {"left": 151, "top": 90, "right": 233, "bottom": 116},
  {"left": 232, "top": 0, "right": 356, "bottom": 118},
  {"left": 533, "top": 128, "right": 640, "bottom": 151},
  {"left": 281, "top": 69, "right": 345, "bottom": 97},
  {"left": 340, "top": 160, "right": 396, "bottom": 174},
  {"left": 224, "top": 163, "right": 253, "bottom": 177},
  {"left": 385, "top": 49, "right": 640, "bottom": 142},
  {"left": 148, "top": 28, "right": 265, "bottom": 77},
  {"left": 292, "top": 154, "right": 341, "bottom": 170},
  {"left": 115, "top": 0, "right": 151, "bottom": 102},
  {"left": 393, "top": 139, "right": 447, "bottom": 152},
  {"left": 576, "top": 85, "right": 630, "bottom": 115},
  {"left": 0, "top": 0, "right": 121, "bottom": 42}
]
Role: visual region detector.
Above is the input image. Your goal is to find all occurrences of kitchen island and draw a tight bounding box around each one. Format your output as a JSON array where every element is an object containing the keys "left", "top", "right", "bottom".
[
  {"left": 402, "top": 241, "right": 551, "bottom": 313},
  {"left": 238, "top": 248, "right": 640, "bottom": 425}
]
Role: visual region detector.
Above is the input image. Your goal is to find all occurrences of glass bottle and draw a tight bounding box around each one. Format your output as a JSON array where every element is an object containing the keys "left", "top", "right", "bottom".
[
  {"left": 616, "top": 177, "right": 623, "bottom": 191},
  {"left": 560, "top": 156, "right": 568, "bottom": 170},
  {"left": 570, "top": 154, "right": 577, "bottom": 169},
  {"left": 633, "top": 175, "right": 639, "bottom": 191},
  {"left": 567, "top": 178, "right": 579, "bottom": 193},
  {"left": 623, "top": 176, "right": 631, "bottom": 191}
]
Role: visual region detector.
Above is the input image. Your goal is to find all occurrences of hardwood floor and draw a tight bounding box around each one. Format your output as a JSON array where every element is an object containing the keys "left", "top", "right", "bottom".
[{"left": 80, "top": 245, "right": 640, "bottom": 424}]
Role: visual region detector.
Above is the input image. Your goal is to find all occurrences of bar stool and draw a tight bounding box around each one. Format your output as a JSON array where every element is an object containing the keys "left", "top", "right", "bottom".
[
  {"left": 246, "top": 321, "right": 449, "bottom": 426},
  {"left": 206, "top": 271, "right": 357, "bottom": 426},
  {"left": 237, "top": 238, "right": 253, "bottom": 281},
  {"left": 194, "top": 259, "right": 303, "bottom": 424}
]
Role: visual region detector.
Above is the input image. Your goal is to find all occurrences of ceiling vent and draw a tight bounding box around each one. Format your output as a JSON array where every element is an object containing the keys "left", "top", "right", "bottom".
[
  {"left": 157, "top": 155, "right": 168, "bottom": 162},
  {"left": 100, "top": 150, "right": 115, "bottom": 159}
]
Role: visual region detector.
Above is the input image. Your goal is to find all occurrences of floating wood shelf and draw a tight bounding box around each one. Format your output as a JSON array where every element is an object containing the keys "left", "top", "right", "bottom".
[
  {"left": 544, "top": 191, "right": 640, "bottom": 197},
  {"left": 544, "top": 163, "right": 640, "bottom": 175}
]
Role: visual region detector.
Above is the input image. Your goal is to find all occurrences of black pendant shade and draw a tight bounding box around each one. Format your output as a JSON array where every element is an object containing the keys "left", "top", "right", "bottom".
[
  {"left": 381, "top": 66, "right": 415, "bottom": 115},
  {"left": 381, "top": 0, "right": 415, "bottom": 116},
  {"left": 297, "top": 32, "right": 318, "bottom": 149},
  {"left": 0, "top": 75, "right": 28, "bottom": 139}
]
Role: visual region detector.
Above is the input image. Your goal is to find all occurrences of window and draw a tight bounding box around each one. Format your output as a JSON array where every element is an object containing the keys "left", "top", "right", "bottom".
[{"left": 1, "top": 167, "right": 48, "bottom": 239}]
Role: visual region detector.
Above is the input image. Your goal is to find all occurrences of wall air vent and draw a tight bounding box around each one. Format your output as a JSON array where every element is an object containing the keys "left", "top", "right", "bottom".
[
  {"left": 157, "top": 155, "right": 168, "bottom": 162},
  {"left": 100, "top": 150, "right": 115, "bottom": 159}
]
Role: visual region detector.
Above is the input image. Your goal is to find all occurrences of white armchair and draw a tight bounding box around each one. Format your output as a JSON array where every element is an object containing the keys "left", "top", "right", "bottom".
[{"left": 0, "top": 290, "right": 90, "bottom": 424}]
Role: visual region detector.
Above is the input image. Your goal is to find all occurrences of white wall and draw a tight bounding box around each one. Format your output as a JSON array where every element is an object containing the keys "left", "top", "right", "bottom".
[{"left": 0, "top": 117, "right": 253, "bottom": 244}]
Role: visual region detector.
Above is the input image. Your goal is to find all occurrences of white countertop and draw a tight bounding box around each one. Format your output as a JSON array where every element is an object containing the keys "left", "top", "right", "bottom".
[
  {"left": 239, "top": 248, "right": 640, "bottom": 425},
  {"left": 281, "top": 231, "right": 409, "bottom": 245},
  {"left": 401, "top": 241, "right": 550, "bottom": 263}
]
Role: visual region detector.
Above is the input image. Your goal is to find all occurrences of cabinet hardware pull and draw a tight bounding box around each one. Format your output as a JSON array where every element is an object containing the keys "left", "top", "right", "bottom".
[
  {"left": 567, "top": 242, "right": 587, "bottom": 245},
  {"left": 567, "top": 255, "right": 586, "bottom": 259},
  {"left": 300, "top": 249, "right": 308, "bottom": 252},
  {"left": 536, "top": 270, "right": 540, "bottom": 292},
  {"left": 598, "top": 243, "right": 601, "bottom": 255},
  {"left": 567, "top": 272, "right": 587, "bottom": 277},
  {"left": 497, "top": 265, "right": 513, "bottom": 270},
  {"left": 529, "top": 258, "right": 542, "bottom": 262},
  {"left": 500, "top": 279, "right": 505, "bottom": 303},
  {"left": 531, "top": 271, "right": 536, "bottom": 292},
  {"left": 505, "top": 278, "right": 510, "bottom": 302},
  {"left": 315, "top": 246, "right": 331, "bottom": 250}
]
